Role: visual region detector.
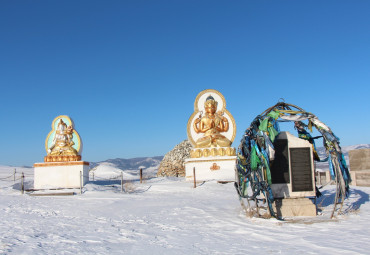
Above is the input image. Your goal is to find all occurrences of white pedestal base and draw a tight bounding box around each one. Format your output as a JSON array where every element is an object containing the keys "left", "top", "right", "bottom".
[
  {"left": 34, "top": 161, "right": 89, "bottom": 189},
  {"left": 185, "top": 156, "right": 236, "bottom": 182}
]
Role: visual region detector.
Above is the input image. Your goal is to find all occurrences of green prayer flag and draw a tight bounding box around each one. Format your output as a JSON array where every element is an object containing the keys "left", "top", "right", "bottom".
[
  {"left": 267, "top": 110, "right": 280, "bottom": 119},
  {"left": 259, "top": 118, "right": 269, "bottom": 131},
  {"left": 251, "top": 146, "right": 261, "bottom": 171}
]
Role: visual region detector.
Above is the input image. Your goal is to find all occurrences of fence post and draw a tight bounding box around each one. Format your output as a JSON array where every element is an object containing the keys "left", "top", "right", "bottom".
[
  {"left": 121, "top": 172, "right": 123, "bottom": 192},
  {"left": 80, "top": 171, "right": 82, "bottom": 194},
  {"left": 21, "top": 172, "right": 24, "bottom": 194},
  {"left": 193, "top": 167, "right": 196, "bottom": 188},
  {"left": 14, "top": 168, "right": 16, "bottom": 182},
  {"left": 140, "top": 168, "right": 143, "bottom": 184}
]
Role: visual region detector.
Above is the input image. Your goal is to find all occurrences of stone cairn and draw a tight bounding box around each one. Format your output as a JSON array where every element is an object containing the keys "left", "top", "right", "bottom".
[{"left": 157, "top": 140, "right": 193, "bottom": 177}]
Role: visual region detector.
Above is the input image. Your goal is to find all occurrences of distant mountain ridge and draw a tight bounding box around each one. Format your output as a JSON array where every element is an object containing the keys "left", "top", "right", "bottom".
[
  {"left": 340, "top": 144, "right": 370, "bottom": 153},
  {"left": 317, "top": 144, "right": 370, "bottom": 158},
  {"left": 314, "top": 144, "right": 370, "bottom": 172},
  {"left": 90, "top": 144, "right": 370, "bottom": 171},
  {"left": 90, "top": 156, "right": 164, "bottom": 170}
]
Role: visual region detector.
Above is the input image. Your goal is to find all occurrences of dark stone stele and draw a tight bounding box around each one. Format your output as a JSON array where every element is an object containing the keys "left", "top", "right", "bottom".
[{"left": 289, "top": 147, "right": 313, "bottom": 192}]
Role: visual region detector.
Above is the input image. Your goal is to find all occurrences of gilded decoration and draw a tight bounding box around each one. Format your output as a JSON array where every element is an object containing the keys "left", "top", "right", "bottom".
[
  {"left": 187, "top": 89, "right": 236, "bottom": 158},
  {"left": 44, "top": 115, "right": 82, "bottom": 162},
  {"left": 189, "top": 147, "right": 236, "bottom": 158},
  {"left": 44, "top": 155, "right": 81, "bottom": 162},
  {"left": 210, "top": 163, "right": 220, "bottom": 171},
  {"left": 34, "top": 161, "right": 89, "bottom": 167}
]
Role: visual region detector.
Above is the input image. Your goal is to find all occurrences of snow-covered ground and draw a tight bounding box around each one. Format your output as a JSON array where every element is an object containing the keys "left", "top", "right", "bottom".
[
  {"left": 1, "top": 143, "right": 370, "bottom": 255},
  {"left": 1, "top": 163, "right": 370, "bottom": 255}
]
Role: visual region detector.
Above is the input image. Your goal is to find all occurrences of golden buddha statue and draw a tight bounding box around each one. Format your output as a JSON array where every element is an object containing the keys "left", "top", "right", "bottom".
[
  {"left": 48, "top": 119, "right": 78, "bottom": 156},
  {"left": 193, "top": 96, "right": 232, "bottom": 148}
]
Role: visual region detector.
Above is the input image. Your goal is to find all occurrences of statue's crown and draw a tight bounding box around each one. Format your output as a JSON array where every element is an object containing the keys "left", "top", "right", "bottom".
[{"left": 205, "top": 95, "right": 217, "bottom": 106}]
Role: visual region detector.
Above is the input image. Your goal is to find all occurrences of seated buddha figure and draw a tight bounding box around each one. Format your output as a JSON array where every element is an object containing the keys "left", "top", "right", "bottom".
[
  {"left": 193, "top": 96, "right": 232, "bottom": 148},
  {"left": 48, "top": 119, "right": 78, "bottom": 156}
]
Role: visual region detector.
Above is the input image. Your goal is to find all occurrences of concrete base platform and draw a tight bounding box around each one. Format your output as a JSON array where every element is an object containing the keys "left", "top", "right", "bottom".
[
  {"left": 349, "top": 148, "right": 370, "bottom": 187},
  {"left": 185, "top": 156, "right": 236, "bottom": 182},
  {"left": 350, "top": 170, "right": 370, "bottom": 186},
  {"left": 33, "top": 161, "right": 89, "bottom": 189},
  {"left": 273, "top": 198, "right": 317, "bottom": 217}
]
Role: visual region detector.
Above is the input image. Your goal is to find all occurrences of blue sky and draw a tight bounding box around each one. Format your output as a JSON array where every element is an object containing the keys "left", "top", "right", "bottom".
[{"left": 1, "top": 0, "right": 369, "bottom": 166}]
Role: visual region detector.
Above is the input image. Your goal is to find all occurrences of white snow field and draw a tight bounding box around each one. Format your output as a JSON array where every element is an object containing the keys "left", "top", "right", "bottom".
[{"left": 0, "top": 162, "right": 370, "bottom": 255}]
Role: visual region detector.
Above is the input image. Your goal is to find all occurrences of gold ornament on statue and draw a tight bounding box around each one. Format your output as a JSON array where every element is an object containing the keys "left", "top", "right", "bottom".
[
  {"left": 48, "top": 119, "right": 78, "bottom": 156},
  {"left": 44, "top": 115, "right": 82, "bottom": 162},
  {"left": 187, "top": 89, "right": 236, "bottom": 158},
  {"left": 193, "top": 95, "right": 232, "bottom": 148}
]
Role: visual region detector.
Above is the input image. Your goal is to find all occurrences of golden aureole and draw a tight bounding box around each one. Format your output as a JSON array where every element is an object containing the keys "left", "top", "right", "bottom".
[
  {"left": 187, "top": 89, "right": 236, "bottom": 158},
  {"left": 44, "top": 115, "right": 82, "bottom": 162}
]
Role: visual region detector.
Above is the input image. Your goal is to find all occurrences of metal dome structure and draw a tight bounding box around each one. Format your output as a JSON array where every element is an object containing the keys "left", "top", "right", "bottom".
[{"left": 235, "top": 101, "right": 351, "bottom": 219}]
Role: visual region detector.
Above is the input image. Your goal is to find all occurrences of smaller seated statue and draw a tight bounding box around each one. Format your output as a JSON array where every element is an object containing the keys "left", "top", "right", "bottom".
[
  {"left": 48, "top": 119, "right": 78, "bottom": 156},
  {"left": 193, "top": 96, "right": 232, "bottom": 148}
]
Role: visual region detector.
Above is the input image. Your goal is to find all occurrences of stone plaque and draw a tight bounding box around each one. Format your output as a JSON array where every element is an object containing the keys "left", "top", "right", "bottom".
[
  {"left": 349, "top": 149, "right": 370, "bottom": 171},
  {"left": 349, "top": 148, "right": 370, "bottom": 187},
  {"left": 290, "top": 147, "right": 313, "bottom": 192}
]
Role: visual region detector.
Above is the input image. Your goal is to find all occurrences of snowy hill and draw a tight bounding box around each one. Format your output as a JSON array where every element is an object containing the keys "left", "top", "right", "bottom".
[
  {"left": 90, "top": 156, "right": 163, "bottom": 171},
  {"left": 89, "top": 156, "right": 163, "bottom": 181},
  {"left": 341, "top": 144, "right": 370, "bottom": 152},
  {"left": 316, "top": 143, "right": 370, "bottom": 160}
]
